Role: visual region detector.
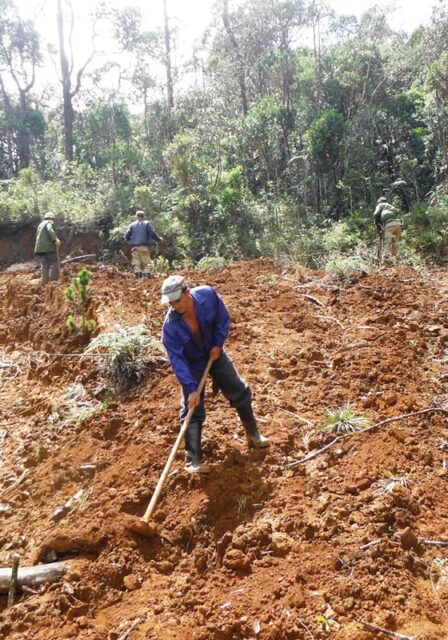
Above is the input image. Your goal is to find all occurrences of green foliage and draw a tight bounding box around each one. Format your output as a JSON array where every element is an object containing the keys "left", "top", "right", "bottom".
[
  {"left": 322, "top": 406, "right": 370, "bottom": 433},
  {"left": 151, "top": 255, "right": 169, "bottom": 275},
  {"left": 64, "top": 268, "right": 96, "bottom": 334},
  {"left": 196, "top": 256, "right": 227, "bottom": 273},
  {"left": 83, "top": 326, "right": 164, "bottom": 392}
]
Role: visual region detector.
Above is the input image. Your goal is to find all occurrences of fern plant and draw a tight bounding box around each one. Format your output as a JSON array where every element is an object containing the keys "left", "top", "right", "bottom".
[{"left": 83, "top": 326, "right": 165, "bottom": 392}]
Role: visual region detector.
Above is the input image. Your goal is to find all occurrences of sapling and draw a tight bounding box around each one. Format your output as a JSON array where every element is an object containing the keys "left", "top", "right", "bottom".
[
  {"left": 64, "top": 267, "right": 96, "bottom": 333},
  {"left": 315, "top": 615, "right": 336, "bottom": 633}
]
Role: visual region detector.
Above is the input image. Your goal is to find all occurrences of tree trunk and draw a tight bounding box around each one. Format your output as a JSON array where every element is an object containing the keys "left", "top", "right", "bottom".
[
  {"left": 17, "top": 91, "right": 31, "bottom": 170},
  {"left": 162, "top": 0, "right": 175, "bottom": 113},
  {"left": 0, "top": 75, "right": 15, "bottom": 177},
  {"left": 57, "top": 0, "right": 74, "bottom": 162}
]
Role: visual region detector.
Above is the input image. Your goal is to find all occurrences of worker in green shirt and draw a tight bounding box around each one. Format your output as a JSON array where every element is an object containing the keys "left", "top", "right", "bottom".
[
  {"left": 373, "top": 197, "right": 403, "bottom": 265},
  {"left": 34, "top": 212, "right": 61, "bottom": 284}
]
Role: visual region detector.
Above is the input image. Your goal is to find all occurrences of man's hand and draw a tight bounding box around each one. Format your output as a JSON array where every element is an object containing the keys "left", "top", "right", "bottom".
[
  {"left": 56, "top": 238, "right": 61, "bottom": 247},
  {"left": 188, "top": 390, "right": 200, "bottom": 410},
  {"left": 209, "top": 346, "right": 222, "bottom": 362}
]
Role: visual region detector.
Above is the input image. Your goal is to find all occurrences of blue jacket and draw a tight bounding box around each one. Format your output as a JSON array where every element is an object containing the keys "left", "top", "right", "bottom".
[
  {"left": 162, "top": 286, "right": 231, "bottom": 393},
  {"left": 125, "top": 220, "right": 161, "bottom": 246}
]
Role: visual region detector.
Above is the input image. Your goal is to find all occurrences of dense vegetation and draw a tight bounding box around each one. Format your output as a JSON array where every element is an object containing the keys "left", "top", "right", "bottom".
[{"left": 1, "top": 0, "right": 448, "bottom": 269}]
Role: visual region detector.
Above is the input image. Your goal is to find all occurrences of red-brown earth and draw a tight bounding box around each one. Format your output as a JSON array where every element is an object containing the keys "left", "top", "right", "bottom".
[{"left": 0, "top": 260, "right": 448, "bottom": 640}]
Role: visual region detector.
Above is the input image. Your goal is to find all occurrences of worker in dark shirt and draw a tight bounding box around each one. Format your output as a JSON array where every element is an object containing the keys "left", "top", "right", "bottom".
[
  {"left": 161, "top": 275, "right": 269, "bottom": 473},
  {"left": 124, "top": 210, "right": 163, "bottom": 278}
]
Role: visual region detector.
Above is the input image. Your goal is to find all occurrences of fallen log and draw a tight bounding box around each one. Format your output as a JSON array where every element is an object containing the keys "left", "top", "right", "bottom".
[{"left": 0, "top": 561, "right": 69, "bottom": 593}]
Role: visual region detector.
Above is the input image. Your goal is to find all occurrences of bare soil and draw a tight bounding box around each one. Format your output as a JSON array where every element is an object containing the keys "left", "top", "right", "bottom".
[{"left": 1, "top": 260, "right": 448, "bottom": 640}]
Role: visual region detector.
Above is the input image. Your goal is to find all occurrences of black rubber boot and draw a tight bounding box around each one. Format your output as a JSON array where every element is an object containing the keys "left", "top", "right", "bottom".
[
  {"left": 135, "top": 272, "right": 142, "bottom": 279},
  {"left": 143, "top": 273, "right": 153, "bottom": 279},
  {"left": 185, "top": 421, "right": 210, "bottom": 473},
  {"left": 236, "top": 404, "right": 270, "bottom": 449}
]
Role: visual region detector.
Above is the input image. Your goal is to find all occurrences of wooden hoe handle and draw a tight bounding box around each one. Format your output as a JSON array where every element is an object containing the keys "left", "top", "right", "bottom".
[{"left": 141, "top": 356, "right": 214, "bottom": 524}]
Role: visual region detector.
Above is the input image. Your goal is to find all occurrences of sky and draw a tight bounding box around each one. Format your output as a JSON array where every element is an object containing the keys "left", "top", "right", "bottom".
[
  {"left": 11, "top": 0, "right": 437, "bottom": 96},
  {"left": 17, "top": 0, "right": 435, "bottom": 48}
]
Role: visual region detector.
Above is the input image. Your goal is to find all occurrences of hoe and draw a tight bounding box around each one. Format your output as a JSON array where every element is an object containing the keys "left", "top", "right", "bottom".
[{"left": 126, "top": 357, "right": 213, "bottom": 538}]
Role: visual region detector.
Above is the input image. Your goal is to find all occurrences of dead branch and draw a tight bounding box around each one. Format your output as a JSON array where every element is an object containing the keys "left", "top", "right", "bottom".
[
  {"left": 429, "top": 560, "right": 448, "bottom": 620},
  {"left": 0, "top": 561, "right": 70, "bottom": 593},
  {"left": 2, "top": 470, "right": 29, "bottom": 497},
  {"left": 117, "top": 617, "right": 143, "bottom": 640},
  {"left": 296, "top": 617, "right": 315, "bottom": 640},
  {"left": 358, "top": 620, "right": 417, "bottom": 639},
  {"left": 304, "top": 294, "right": 324, "bottom": 306},
  {"left": 418, "top": 538, "right": 448, "bottom": 547},
  {"left": 338, "top": 340, "right": 370, "bottom": 351},
  {"left": 287, "top": 437, "right": 340, "bottom": 467},
  {"left": 7, "top": 553, "right": 20, "bottom": 607},
  {"left": 277, "top": 407, "right": 315, "bottom": 427},
  {"left": 316, "top": 314, "right": 344, "bottom": 329},
  {"left": 359, "top": 540, "right": 381, "bottom": 551},
  {"left": 61, "top": 254, "right": 96, "bottom": 265}
]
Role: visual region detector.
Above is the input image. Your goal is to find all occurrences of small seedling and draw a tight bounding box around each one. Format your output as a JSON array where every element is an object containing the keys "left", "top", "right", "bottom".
[
  {"left": 153, "top": 255, "right": 170, "bottom": 275},
  {"left": 375, "top": 469, "right": 413, "bottom": 494},
  {"left": 235, "top": 494, "right": 248, "bottom": 515},
  {"left": 315, "top": 614, "right": 336, "bottom": 633},
  {"left": 322, "top": 405, "right": 369, "bottom": 433},
  {"left": 302, "top": 430, "right": 313, "bottom": 450}
]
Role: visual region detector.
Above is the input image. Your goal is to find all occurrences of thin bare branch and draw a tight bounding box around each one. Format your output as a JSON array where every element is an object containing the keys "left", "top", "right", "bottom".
[
  {"left": 296, "top": 617, "right": 315, "bottom": 640},
  {"left": 360, "top": 408, "right": 448, "bottom": 435},
  {"left": 358, "top": 620, "right": 417, "bottom": 639},
  {"left": 287, "top": 437, "right": 340, "bottom": 467}
]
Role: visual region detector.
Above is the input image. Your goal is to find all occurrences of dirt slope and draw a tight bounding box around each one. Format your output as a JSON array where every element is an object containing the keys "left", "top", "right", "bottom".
[{"left": 0, "top": 260, "right": 448, "bottom": 640}]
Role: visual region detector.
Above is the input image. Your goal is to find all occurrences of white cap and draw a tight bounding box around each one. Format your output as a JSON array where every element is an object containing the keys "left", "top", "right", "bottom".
[{"left": 160, "top": 275, "right": 186, "bottom": 304}]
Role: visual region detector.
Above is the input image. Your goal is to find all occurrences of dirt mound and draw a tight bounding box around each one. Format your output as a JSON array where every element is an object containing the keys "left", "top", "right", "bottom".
[{"left": 1, "top": 261, "right": 448, "bottom": 639}]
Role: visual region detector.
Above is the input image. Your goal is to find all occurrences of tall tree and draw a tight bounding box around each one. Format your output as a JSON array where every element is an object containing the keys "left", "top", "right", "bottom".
[
  {"left": 56, "top": 0, "right": 96, "bottom": 161},
  {"left": 162, "top": 0, "right": 174, "bottom": 112},
  {"left": 0, "top": 0, "right": 42, "bottom": 173}
]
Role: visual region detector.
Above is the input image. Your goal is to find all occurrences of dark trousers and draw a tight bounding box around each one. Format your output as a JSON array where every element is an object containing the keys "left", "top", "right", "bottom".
[
  {"left": 39, "top": 252, "right": 59, "bottom": 284},
  {"left": 180, "top": 351, "right": 251, "bottom": 423}
]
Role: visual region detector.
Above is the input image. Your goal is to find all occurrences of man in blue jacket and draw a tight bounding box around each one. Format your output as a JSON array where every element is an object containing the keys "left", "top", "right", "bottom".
[
  {"left": 161, "top": 275, "right": 269, "bottom": 474},
  {"left": 124, "top": 210, "right": 164, "bottom": 278}
]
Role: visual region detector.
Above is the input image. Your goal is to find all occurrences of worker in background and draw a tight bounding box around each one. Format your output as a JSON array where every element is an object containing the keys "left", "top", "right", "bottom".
[
  {"left": 125, "top": 210, "right": 164, "bottom": 279},
  {"left": 34, "top": 211, "right": 60, "bottom": 285},
  {"left": 373, "top": 196, "right": 403, "bottom": 265},
  {"left": 161, "top": 275, "right": 270, "bottom": 474}
]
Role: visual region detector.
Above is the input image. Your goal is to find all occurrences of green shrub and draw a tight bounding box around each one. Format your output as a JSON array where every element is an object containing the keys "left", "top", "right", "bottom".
[
  {"left": 196, "top": 256, "right": 227, "bottom": 273},
  {"left": 83, "top": 326, "right": 165, "bottom": 392}
]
